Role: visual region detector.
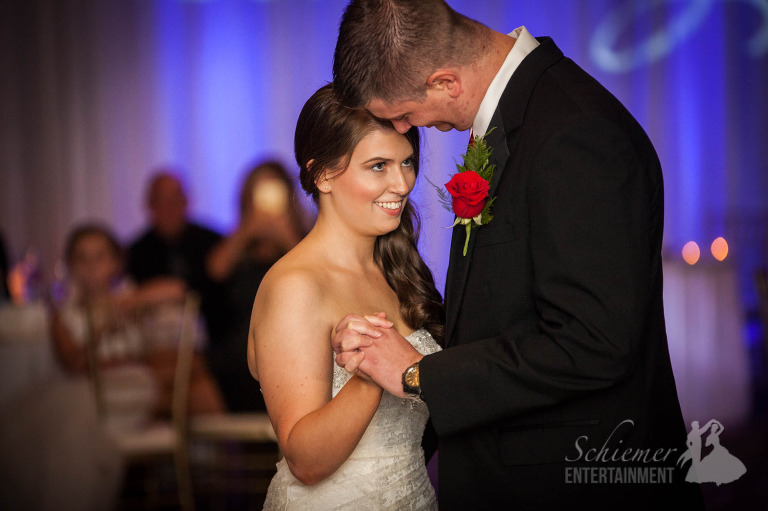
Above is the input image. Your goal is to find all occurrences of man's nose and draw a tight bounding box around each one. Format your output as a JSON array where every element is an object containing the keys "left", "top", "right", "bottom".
[{"left": 391, "top": 119, "right": 411, "bottom": 134}]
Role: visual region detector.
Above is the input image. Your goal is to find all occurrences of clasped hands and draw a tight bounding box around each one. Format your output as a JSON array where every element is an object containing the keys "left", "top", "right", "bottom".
[{"left": 332, "top": 313, "right": 423, "bottom": 399}]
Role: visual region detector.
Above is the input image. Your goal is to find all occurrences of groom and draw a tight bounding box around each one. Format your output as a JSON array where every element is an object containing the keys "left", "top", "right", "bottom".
[{"left": 332, "top": 0, "right": 703, "bottom": 509}]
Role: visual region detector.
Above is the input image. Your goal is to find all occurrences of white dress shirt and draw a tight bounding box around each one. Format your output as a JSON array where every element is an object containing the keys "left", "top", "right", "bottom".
[{"left": 471, "top": 26, "right": 540, "bottom": 138}]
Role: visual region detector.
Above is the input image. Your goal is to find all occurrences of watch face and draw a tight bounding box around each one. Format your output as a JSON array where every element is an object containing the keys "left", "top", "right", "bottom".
[{"left": 405, "top": 366, "right": 419, "bottom": 388}]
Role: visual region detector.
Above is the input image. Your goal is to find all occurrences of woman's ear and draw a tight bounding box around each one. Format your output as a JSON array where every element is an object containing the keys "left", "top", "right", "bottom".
[
  {"left": 312, "top": 162, "right": 332, "bottom": 194},
  {"left": 318, "top": 177, "right": 332, "bottom": 193}
]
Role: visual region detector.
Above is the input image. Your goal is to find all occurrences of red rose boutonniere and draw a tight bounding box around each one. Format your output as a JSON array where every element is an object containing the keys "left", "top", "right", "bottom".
[{"left": 430, "top": 129, "right": 496, "bottom": 256}]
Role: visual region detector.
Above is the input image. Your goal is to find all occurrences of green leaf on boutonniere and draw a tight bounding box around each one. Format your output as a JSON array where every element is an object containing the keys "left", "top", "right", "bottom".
[
  {"left": 427, "top": 176, "right": 454, "bottom": 212},
  {"left": 430, "top": 128, "right": 498, "bottom": 256},
  {"left": 460, "top": 127, "right": 496, "bottom": 180},
  {"left": 480, "top": 196, "right": 496, "bottom": 225}
]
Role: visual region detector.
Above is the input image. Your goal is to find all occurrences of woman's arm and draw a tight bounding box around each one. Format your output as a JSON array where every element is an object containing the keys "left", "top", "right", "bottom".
[
  {"left": 248, "top": 268, "right": 382, "bottom": 486},
  {"left": 114, "top": 277, "right": 187, "bottom": 311},
  {"left": 205, "top": 225, "right": 254, "bottom": 282},
  {"left": 207, "top": 213, "right": 304, "bottom": 282}
]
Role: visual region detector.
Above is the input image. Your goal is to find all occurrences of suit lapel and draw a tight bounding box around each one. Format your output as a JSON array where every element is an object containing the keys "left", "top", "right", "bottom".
[
  {"left": 443, "top": 37, "right": 564, "bottom": 346},
  {"left": 444, "top": 110, "right": 508, "bottom": 345},
  {"left": 484, "top": 112, "right": 511, "bottom": 201}
]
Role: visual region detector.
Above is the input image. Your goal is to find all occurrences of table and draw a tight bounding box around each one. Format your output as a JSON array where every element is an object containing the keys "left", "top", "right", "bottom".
[
  {"left": 0, "top": 301, "right": 61, "bottom": 408},
  {"left": 663, "top": 260, "right": 751, "bottom": 427}
]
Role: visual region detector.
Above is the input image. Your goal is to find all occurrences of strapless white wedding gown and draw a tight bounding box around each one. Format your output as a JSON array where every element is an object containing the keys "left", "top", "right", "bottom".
[{"left": 262, "top": 328, "right": 441, "bottom": 510}]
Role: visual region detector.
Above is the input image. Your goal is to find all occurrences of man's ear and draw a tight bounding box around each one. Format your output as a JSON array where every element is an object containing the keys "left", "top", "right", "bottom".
[{"left": 427, "top": 69, "right": 462, "bottom": 98}]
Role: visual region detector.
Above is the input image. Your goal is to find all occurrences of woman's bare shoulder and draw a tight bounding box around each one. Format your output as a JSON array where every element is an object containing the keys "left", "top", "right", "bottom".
[
  {"left": 251, "top": 244, "right": 335, "bottom": 331},
  {"left": 248, "top": 244, "right": 333, "bottom": 379},
  {"left": 257, "top": 249, "right": 326, "bottom": 302}
]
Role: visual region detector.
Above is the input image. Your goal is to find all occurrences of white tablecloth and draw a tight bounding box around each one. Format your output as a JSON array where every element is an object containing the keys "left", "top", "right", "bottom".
[
  {"left": 663, "top": 260, "right": 751, "bottom": 427},
  {"left": 0, "top": 302, "right": 123, "bottom": 510},
  {"left": 0, "top": 302, "right": 61, "bottom": 408}
]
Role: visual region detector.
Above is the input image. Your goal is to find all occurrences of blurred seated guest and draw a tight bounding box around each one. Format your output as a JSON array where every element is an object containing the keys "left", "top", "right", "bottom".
[
  {"left": 127, "top": 170, "right": 224, "bottom": 344},
  {"left": 50, "top": 224, "right": 223, "bottom": 432},
  {"left": 206, "top": 161, "right": 309, "bottom": 412},
  {"left": 1, "top": 233, "right": 122, "bottom": 511}
]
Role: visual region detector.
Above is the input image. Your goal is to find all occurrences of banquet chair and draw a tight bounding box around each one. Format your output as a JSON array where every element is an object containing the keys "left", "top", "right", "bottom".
[
  {"left": 86, "top": 293, "right": 199, "bottom": 511},
  {"left": 186, "top": 383, "right": 279, "bottom": 507}
]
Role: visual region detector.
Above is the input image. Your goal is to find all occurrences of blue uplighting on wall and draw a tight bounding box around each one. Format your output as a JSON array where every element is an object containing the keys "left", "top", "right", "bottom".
[{"left": 131, "top": 0, "right": 767, "bottom": 309}]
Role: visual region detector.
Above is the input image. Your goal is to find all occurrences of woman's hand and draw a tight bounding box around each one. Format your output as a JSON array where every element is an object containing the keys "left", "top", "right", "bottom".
[{"left": 332, "top": 312, "right": 422, "bottom": 398}]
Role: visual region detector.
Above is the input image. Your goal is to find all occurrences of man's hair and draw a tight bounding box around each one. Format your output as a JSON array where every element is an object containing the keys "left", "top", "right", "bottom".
[
  {"left": 145, "top": 170, "right": 187, "bottom": 208},
  {"left": 333, "top": 0, "right": 490, "bottom": 108}
]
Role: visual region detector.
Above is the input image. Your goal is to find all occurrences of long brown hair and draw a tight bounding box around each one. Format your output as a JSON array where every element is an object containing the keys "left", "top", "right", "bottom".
[{"left": 295, "top": 83, "right": 444, "bottom": 344}]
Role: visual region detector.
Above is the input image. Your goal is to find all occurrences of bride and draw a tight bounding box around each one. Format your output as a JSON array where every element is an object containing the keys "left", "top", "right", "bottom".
[{"left": 247, "top": 83, "right": 444, "bottom": 510}]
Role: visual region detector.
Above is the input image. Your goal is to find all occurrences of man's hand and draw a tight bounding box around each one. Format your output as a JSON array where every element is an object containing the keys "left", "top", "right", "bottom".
[{"left": 332, "top": 313, "right": 423, "bottom": 398}]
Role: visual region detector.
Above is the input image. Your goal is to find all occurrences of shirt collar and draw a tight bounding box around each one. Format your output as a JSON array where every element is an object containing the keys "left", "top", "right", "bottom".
[{"left": 471, "top": 26, "right": 539, "bottom": 138}]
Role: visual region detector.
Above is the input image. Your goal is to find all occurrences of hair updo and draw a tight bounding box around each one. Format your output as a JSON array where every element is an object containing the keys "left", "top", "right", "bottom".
[{"left": 294, "top": 83, "right": 444, "bottom": 345}]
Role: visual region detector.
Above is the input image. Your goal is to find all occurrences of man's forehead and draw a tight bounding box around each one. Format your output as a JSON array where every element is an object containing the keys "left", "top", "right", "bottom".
[{"left": 366, "top": 98, "right": 412, "bottom": 118}]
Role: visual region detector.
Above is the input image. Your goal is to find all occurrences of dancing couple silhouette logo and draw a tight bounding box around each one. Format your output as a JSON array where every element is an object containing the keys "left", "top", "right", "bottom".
[{"left": 677, "top": 419, "right": 746, "bottom": 486}]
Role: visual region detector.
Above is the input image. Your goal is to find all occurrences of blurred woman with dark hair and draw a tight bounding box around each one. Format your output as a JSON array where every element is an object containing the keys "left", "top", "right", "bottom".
[{"left": 206, "top": 160, "right": 309, "bottom": 412}]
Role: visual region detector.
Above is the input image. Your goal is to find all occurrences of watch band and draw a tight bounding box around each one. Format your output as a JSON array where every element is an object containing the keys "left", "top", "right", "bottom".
[{"left": 402, "top": 361, "right": 423, "bottom": 401}]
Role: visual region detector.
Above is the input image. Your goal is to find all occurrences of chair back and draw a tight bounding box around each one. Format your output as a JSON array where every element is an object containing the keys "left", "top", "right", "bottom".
[
  {"left": 84, "top": 293, "right": 201, "bottom": 430},
  {"left": 170, "top": 292, "right": 200, "bottom": 511},
  {"left": 84, "top": 293, "right": 199, "bottom": 511},
  {"left": 84, "top": 303, "right": 106, "bottom": 417},
  {"left": 171, "top": 292, "right": 201, "bottom": 434}
]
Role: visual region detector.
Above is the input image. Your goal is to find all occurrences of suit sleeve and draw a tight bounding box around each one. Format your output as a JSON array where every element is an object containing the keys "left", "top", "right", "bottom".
[{"left": 420, "top": 115, "right": 660, "bottom": 437}]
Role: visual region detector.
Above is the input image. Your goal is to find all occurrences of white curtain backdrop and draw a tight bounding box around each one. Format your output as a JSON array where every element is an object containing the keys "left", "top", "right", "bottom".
[{"left": 2, "top": 0, "right": 767, "bottom": 294}]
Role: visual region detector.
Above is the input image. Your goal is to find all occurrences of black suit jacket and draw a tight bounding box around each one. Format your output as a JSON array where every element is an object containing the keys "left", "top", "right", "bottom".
[{"left": 420, "top": 38, "right": 702, "bottom": 509}]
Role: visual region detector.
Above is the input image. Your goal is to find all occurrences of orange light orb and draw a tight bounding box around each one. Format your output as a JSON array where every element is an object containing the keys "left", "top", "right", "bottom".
[
  {"left": 711, "top": 237, "right": 728, "bottom": 261},
  {"left": 682, "top": 241, "right": 700, "bottom": 265}
]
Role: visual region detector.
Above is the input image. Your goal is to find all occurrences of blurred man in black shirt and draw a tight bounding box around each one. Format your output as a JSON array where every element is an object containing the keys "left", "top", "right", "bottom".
[{"left": 127, "top": 171, "right": 225, "bottom": 351}]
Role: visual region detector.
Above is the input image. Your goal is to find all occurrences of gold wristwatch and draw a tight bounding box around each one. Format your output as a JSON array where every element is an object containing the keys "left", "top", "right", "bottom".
[{"left": 402, "top": 361, "right": 423, "bottom": 401}]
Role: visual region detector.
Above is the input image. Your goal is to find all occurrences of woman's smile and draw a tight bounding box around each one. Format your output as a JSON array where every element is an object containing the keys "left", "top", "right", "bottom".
[{"left": 374, "top": 199, "right": 405, "bottom": 215}]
